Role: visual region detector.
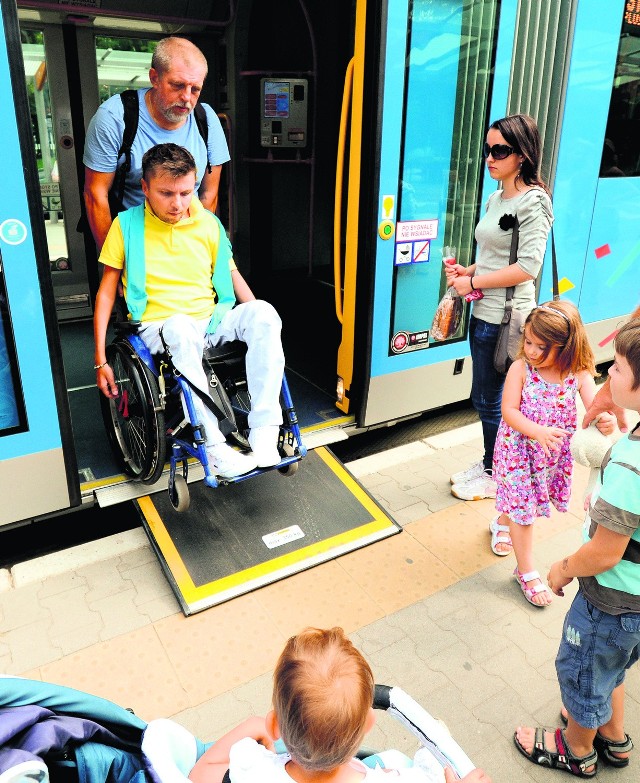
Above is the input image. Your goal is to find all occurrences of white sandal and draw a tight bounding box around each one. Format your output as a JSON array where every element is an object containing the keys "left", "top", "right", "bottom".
[
  {"left": 489, "top": 516, "right": 512, "bottom": 556},
  {"left": 514, "top": 568, "right": 552, "bottom": 607}
]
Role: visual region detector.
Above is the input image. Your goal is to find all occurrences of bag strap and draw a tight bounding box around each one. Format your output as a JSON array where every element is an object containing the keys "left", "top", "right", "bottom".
[
  {"left": 110, "top": 90, "right": 140, "bottom": 217},
  {"left": 551, "top": 227, "right": 559, "bottom": 300},
  {"left": 194, "top": 103, "right": 212, "bottom": 173},
  {"left": 503, "top": 218, "right": 520, "bottom": 314}
]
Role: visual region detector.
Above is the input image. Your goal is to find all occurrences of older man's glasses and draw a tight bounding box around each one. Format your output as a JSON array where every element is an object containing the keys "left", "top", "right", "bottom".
[{"left": 483, "top": 143, "right": 515, "bottom": 160}]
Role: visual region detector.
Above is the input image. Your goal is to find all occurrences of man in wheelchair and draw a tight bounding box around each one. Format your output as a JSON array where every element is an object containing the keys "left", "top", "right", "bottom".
[{"left": 94, "top": 142, "right": 284, "bottom": 479}]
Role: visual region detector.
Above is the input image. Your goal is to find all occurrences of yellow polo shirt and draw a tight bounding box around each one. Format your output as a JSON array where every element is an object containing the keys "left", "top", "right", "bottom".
[{"left": 100, "top": 197, "right": 236, "bottom": 323}]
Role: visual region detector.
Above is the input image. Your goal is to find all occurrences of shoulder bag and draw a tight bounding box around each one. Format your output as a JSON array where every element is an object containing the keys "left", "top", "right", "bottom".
[{"left": 493, "top": 219, "right": 558, "bottom": 374}]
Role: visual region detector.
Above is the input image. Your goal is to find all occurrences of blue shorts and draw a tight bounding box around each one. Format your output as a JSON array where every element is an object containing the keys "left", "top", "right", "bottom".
[{"left": 556, "top": 590, "right": 640, "bottom": 729}]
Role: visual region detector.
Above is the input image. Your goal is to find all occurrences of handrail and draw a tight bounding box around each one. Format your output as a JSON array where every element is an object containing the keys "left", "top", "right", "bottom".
[{"left": 333, "top": 57, "right": 354, "bottom": 325}]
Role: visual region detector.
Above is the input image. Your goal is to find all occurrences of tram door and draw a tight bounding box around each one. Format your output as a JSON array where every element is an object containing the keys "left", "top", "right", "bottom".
[
  {"left": 16, "top": 13, "right": 157, "bottom": 319},
  {"left": 335, "top": 0, "right": 505, "bottom": 426}
]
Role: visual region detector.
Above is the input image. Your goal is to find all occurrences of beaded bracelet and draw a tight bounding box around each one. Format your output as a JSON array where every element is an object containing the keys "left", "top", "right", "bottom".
[{"left": 94, "top": 362, "right": 108, "bottom": 370}]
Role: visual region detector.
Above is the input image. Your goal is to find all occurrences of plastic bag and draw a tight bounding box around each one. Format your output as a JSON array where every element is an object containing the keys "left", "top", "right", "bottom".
[{"left": 430, "top": 287, "right": 463, "bottom": 341}]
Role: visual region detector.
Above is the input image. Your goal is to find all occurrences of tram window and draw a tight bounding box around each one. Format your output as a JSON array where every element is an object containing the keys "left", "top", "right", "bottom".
[
  {"left": 20, "top": 29, "right": 69, "bottom": 274},
  {"left": 599, "top": 9, "right": 640, "bottom": 178},
  {"left": 0, "top": 254, "right": 26, "bottom": 436},
  {"left": 94, "top": 37, "right": 156, "bottom": 103}
]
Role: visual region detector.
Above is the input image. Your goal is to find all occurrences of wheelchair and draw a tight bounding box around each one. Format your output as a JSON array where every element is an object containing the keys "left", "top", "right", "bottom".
[{"left": 99, "top": 320, "right": 306, "bottom": 512}]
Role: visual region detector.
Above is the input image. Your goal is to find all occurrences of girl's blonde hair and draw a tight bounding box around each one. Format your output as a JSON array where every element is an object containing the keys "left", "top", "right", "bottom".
[
  {"left": 272, "top": 627, "right": 374, "bottom": 771},
  {"left": 519, "top": 300, "right": 596, "bottom": 376}
]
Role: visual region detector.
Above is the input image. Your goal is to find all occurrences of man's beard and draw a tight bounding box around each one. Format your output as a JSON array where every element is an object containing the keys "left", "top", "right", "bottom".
[{"left": 162, "top": 103, "right": 191, "bottom": 123}]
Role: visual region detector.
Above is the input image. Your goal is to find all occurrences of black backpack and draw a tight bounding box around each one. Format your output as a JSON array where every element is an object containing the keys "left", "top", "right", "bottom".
[{"left": 108, "top": 89, "right": 212, "bottom": 217}]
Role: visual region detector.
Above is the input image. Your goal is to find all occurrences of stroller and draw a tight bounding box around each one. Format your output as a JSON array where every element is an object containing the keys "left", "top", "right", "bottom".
[{"left": 0, "top": 676, "right": 475, "bottom": 783}]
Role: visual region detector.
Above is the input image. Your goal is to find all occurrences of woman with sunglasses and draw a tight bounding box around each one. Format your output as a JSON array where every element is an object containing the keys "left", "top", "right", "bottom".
[{"left": 445, "top": 114, "right": 554, "bottom": 507}]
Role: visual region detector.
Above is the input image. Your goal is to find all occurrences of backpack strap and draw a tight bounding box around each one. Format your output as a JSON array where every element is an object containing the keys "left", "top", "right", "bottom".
[
  {"left": 194, "top": 103, "right": 212, "bottom": 173},
  {"left": 109, "top": 89, "right": 140, "bottom": 217}
]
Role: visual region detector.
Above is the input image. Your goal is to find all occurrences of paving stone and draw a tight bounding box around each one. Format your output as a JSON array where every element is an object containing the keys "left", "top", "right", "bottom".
[
  {"left": 137, "top": 593, "right": 181, "bottom": 623},
  {"left": 91, "top": 587, "right": 151, "bottom": 640},
  {"left": 122, "top": 559, "right": 175, "bottom": 605},
  {"left": 371, "top": 481, "right": 428, "bottom": 512},
  {"left": 366, "top": 635, "right": 450, "bottom": 699},
  {"left": 351, "top": 617, "right": 407, "bottom": 655},
  {"left": 172, "top": 689, "right": 255, "bottom": 742},
  {"left": 36, "top": 571, "right": 88, "bottom": 598},
  {"left": 489, "top": 611, "right": 560, "bottom": 670},
  {"left": 390, "top": 501, "right": 432, "bottom": 526},
  {"left": 357, "top": 473, "right": 395, "bottom": 490},
  {"left": 0, "top": 569, "right": 11, "bottom": 593},
  {"left": 77, "top": 558, "right": 134, "bottom": 602},
  {"left": 385, "top": 601, "right": 459, "bottom": 656},
  {"left": 4, "top": 620, "right": 63, "bottom": 673},
  {"left": 426, "top": 640, "right": 508, "bottom": 709},
  {"left": 116, "top": 543, "right": 157, "bottom": 570},
  {"left": 0, "top": 582, "right": 51, "bottom": 632}
]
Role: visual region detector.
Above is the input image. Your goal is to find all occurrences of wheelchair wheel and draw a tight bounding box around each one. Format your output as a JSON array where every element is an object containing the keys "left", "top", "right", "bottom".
[
  {"left": 278, "top": 442, "right": 299, "bottom": 477},
  {"left": 169, "top": 473, "right": 190, "bottom": 512},
  {"left": 100, "top": 341, "right": 166, "bottom": 484}
]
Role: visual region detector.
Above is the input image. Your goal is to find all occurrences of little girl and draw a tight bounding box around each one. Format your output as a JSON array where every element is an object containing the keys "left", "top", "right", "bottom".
[{"left": 488, "top": 300, "right": 615, "bottom": 607}]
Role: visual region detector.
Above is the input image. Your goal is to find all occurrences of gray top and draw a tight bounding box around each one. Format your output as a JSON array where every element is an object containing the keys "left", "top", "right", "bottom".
[{"left": 471, "top": 187, "right": 554, "bottom": 324}]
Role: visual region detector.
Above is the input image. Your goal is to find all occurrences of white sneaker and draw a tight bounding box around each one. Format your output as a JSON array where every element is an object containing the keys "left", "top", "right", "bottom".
[
  {"left": 207, "top": 443, "right": 258, "bottom": 478},
  {"left": 249, "top": 425, "right": 281, "bottom": 467},
  {"left": 451, "top": 471, "right": 497, "bottom": 500},
  {"left": 450, "top": 460, "right": 485, "bottom": 485}
]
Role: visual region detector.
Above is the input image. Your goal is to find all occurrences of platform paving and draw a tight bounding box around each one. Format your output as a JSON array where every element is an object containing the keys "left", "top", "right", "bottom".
[{"left": 1, "top": 419, "right": 639, "bottom": 783}]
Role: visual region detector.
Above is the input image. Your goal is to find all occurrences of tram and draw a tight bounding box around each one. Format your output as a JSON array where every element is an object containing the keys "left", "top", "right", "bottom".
[{"left": 1, "top": 0, "right": 638, "bottom": 530}]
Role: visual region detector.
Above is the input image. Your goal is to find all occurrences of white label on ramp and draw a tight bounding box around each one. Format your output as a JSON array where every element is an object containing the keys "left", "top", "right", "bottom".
[{"left": 262, "top": 525, "right": 305, "bottom": 549}]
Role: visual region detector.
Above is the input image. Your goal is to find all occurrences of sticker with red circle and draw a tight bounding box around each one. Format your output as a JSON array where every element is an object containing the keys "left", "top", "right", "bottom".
[{"left": 390, "top": 330, "right": 430, "bottom": 354}]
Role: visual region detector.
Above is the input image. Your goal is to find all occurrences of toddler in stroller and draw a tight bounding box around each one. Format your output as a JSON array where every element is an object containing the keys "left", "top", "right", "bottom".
[
  {"left": 0, "top": 630, "right": 489, "bottom": 783},
  {"left": 188, "top": 627, "right": 490, "bottom": 782}
]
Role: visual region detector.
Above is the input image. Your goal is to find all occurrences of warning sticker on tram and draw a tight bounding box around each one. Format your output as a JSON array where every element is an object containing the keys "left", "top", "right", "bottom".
[
  {"left": 391, "top": 330, "right": 430, "bottom": 354},
  {"left": 396, "top": 219, "right": 438, "bottom": 242},
  {"left": 262, "top": 524, "right": 305, "bottom": 549}
]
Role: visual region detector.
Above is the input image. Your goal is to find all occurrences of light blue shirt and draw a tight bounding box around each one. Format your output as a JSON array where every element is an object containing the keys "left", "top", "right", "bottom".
[{"left": 83, "top": 88, "right": 230, "bottom": 209}]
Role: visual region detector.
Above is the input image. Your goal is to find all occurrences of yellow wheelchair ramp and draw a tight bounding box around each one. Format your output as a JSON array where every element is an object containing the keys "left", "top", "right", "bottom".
[{"left": 135, "top": 447, "right": 400, "bottom": 615}]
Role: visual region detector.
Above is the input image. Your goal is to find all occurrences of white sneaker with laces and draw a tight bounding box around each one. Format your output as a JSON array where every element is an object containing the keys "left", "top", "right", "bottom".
[
  {"left": 207, "top": 443, "right": 258, "bottom": 478},
  {"left": 451, "top": 471, "right": 497, "bottom": 500},
  {"left": 249, "top": 425, "right": 281, "bottom": 467},
  {"left": 450, "top": 459, "right": 485, "bottom": 485}
]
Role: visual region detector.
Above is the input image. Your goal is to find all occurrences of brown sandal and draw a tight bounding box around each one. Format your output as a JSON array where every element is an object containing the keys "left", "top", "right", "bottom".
[{"left": 514, "top": 727, "right": 597, "bottom": 778}]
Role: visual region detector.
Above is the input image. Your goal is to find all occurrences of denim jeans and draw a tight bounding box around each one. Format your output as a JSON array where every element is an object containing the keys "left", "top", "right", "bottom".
[
  {"left": 556, "top": 591, "right": 640, "bottom": 729},
  {"left": 469, "top": 315, "right": 505, "bottom": 471}
]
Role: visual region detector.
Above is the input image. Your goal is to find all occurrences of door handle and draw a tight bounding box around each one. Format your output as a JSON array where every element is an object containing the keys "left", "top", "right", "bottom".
[{"left": 334, "top": 57, "right": 354, "bottom": 325}]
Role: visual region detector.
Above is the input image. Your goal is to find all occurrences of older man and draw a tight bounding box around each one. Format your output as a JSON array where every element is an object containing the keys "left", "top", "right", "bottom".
[{"left": 83, "top": 36, "right": 229, "bottom": 249}]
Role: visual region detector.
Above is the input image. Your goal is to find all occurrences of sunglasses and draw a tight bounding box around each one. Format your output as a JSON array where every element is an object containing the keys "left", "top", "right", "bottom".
[{"left": 483, "top": 142, "right": 515, "bottom": 160}]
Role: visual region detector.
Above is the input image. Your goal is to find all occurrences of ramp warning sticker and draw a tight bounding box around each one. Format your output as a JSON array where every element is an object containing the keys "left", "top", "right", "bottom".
[{"left": 263, "top": 524, "right": 305, "bottom": 549}]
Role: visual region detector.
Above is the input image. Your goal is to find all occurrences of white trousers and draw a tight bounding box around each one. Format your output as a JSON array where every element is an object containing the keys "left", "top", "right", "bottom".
[{"left": 139, "top": 301, "right": 284, "bottom": 447}]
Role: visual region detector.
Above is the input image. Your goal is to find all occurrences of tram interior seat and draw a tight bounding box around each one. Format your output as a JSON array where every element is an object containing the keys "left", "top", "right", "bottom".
[{"left": 99, "top": 317, "right": 306, "bottom": 511}]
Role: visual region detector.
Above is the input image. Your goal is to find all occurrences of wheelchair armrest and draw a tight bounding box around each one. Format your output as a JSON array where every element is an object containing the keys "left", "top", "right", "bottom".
[{"left": 114, "top": 320, "right": 142, "bottom": 337}]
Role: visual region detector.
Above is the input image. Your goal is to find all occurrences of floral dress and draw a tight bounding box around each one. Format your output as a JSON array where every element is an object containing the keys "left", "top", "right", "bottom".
[{"left": 494, "top": 363, "right": 578, "bottom": 525}]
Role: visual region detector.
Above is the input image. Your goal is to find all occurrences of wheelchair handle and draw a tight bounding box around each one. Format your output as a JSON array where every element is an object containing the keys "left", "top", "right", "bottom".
[{"left": 373, "top": 684, "right": 392, "bottom": 710}]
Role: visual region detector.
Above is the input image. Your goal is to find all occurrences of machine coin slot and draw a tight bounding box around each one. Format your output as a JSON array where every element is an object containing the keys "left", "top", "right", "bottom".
[{"left": 261, "top": 77, "right": 308, "bottom": 148}]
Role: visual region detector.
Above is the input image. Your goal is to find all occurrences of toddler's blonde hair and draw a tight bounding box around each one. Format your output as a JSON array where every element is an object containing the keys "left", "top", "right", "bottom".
[{"left": 272, "top": 627, "right": 374, "bottom": 771}]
